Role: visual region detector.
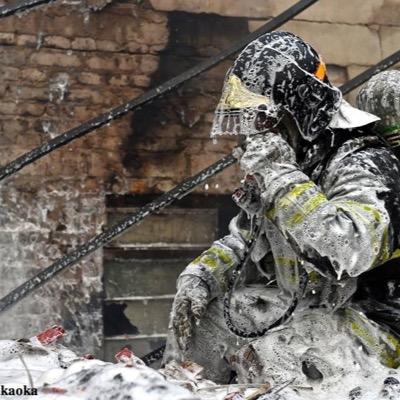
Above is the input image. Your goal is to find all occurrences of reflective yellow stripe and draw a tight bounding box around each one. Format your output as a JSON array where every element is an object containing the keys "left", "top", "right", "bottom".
[
  {"left": 332, "top": 201, "right": 371, "bottom": 226},
  {"left": 266, "top": 181, "right": 316, "bottom": 220},
  {"left": 375, "top": 227, "right": 390, "bottom": 267},
  {"left": 345, "top": 308, "right": 400, "bottom": 368},
  {"left": 210, "top": 246, "right": 235, "bottom": 267},
  {"left": 391, "top": 249, "right": 400, "bottom": 259},
  {"left": 308, "top": 270, "right": 320, "bottom": 284},
  {"left": 287, "top": 192, "right": 327, "bottom": 226},
  {"left": 335, "top": 199, "right": 382, "bottom": 223},
  {"left": 192, "top": 246, "right": 235, "bottom": 271},
  {"left": 275, "top": 256, "right": 296, "bottom": 268},
  {"left": 333, "top": 200, "right": 389, "bottom": 269},
  {"left": 349, "top": 321, "right": 378, "bottom": 348},
  {"left": 371, "top": 243, "right": 399, "bottom": 269},
  {"left": 192, "top": 254, "right": 217, "bottom": 270}
]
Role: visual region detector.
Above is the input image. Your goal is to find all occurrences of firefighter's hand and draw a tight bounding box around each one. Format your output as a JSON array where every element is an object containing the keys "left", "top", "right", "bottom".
[
  {"left": 239, "top": 132, "right": 296, "bottom": 174},
  {"left": 232, "top": 174, "right": 263, "bottom": 215},
  {"left": 172, "top": 275, "right": 211, "bottom": 351}
]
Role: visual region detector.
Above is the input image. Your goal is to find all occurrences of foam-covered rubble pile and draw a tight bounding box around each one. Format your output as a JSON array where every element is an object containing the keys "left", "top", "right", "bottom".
[
  {"left": 0, "top": 326, "right": 195, "bottom": 400},
  {"left": 1, "top": 325, "right": 400, "bottom": 400}
]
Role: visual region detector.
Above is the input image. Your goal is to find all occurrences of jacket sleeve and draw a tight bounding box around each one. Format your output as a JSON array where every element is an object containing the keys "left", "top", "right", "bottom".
[
  {"left": 263, "top": 143, "right": 400, "bottom": 279},
  {"left": 180, "top": 211, "right": 267, "bottom": 298}
]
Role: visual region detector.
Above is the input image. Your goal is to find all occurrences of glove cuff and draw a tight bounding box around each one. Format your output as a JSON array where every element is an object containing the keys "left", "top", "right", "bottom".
[
  {"left": 179, "top": 264, "right": 219, "bottom": 299},
  {"left": 261, "top": 164, "right": 309, "bottom": 207}
]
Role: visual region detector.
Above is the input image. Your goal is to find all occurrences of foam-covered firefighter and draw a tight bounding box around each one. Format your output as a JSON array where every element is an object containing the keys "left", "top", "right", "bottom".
[{"left": 164, "top": 32, "right": 400, "bottom": 388}]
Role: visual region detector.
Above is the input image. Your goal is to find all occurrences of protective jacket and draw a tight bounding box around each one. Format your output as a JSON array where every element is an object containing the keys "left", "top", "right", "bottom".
[
  {"left": 166, "top": 33, "right": 400, "bottom": 383},
  {"left": 181, "top": 124, "right": 400, "bottom": 368}
]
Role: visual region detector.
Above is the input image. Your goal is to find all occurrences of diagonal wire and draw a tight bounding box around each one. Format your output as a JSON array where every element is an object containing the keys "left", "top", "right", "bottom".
[
  {"left": 340, "top": 49, "right": 400, "bottom": 95},
  {"left": 0, "top": 0, "right": 55, "bottom": 18},
  {"left": 0, "top": 0, "right": 319, "bottom": 182}
]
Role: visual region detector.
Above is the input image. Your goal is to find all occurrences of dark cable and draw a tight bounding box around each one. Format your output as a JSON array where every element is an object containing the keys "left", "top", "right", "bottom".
[
  {"left": 0, "top": 0, "right": 55, "bottom": 18},
  {"left": 340, "top": 50, "right": 400, "bottom": 95},
  {"left": 223, "top": 223, "right": 308, "bottom": 338}
]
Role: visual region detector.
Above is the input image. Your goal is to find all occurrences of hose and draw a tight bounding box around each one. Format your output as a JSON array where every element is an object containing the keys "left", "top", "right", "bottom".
[{"left": 223, "top": 222, "right": 309, "bottom": 338}]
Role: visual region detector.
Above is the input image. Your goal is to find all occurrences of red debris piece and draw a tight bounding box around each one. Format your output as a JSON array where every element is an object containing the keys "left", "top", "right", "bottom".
[
  {"left": 223, "top": 392, "right": 244, "bottom": 400},
  {"left": 36, "top": 325, "right": 66, "bottom": 345},
  {"left": 84, "top": 354, "right": 95, "bottom": 360},
  {"left": 42, "top": 387, "right": 67, "bottom": 394},
  {"left": 115, "top": 347, "right": 134, "bottom": 365},
  {"left": 180, "top": 361, "right": 204, "bottom": 378}
]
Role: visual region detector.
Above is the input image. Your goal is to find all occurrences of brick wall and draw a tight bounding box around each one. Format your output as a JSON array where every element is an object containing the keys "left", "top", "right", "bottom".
[
  {"left": 0, "top": 0, "right": 398, "bottom": 354},
  {"left": 0, "top": 0, "right": 171, "bottom": 354}
]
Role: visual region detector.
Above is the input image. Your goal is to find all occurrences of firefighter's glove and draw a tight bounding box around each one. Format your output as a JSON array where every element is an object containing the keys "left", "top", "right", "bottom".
[
  {"left": 239, "top": 132, "right": 297, "bottom": 174},
  {"left": 240, "top": 132, "right": 301, "bottom": 208},
  {"left": 232, "top": 174, "right": 263, "bottom": 215},
  {"left": 172, "top": 275, "right": 211, "bottom": 351}
]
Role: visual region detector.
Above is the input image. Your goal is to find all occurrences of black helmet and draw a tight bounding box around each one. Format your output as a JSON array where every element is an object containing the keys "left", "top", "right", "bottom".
[{"left": 211, "top": 31, "right": 342, "bottom": 141}]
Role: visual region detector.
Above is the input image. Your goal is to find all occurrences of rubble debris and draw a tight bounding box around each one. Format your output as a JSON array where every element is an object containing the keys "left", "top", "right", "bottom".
[
  {"left": 2, "top": 324, "right": 400, "bottom": 399},
  {"left": 0, "top": 326, "right": 197, "bottom": 400},
  {"left": 36, "top": 325, "right": 66, "bottom": 345},
  {"left": 223, "top": 391, "right": 244, "bottom": 400},
  {"left": 114, "top": 346, "right": 145, "bottom": 367}
]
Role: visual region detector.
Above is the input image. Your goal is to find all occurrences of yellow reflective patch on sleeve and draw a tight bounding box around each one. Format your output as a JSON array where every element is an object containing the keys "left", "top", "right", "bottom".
[
  {"left": 373, "top": 227, "right": 391, "bottom": 267},
  {"left": 275, "top": 256, "right": 297, "bottom": 268},
  {"left": 208, "top": 247, "right": 235, "bottom": 267},
  {"left": 308, "top": 270, "right": 320, "bottom": 284},
  {"left": 288, "top": 181, "right": 316, "bottom": 196},
  {"left": 336, "top": 200, "right": 382, "bottom": 224},
  {"left": 378, "top": 330, "right": 400, "bottom": 368},
  {"left": 287, "top": 192, "right": 327, "bottom": 226},
  {"left": 391, "top": 249, "right": 400, "bottom": 259},
  {"left": 191, "top": 246, "right": 235, "bottom": 272},
  {"left": 345, "top": 308, "right": 400, "bottom": 368},
  {"left": 265, "top": 181, "right": 316, "bottom": 220},
  {"left": 198, "top": 255, "right": 218, "bottom": 270},
  {"left": 332, "top": 199, "right": 390, "bottom": 269}
]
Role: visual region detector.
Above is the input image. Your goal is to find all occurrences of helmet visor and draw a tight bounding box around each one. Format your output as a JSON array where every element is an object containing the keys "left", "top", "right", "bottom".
[{"left": 211, "top": 74, "right": 279, "bottom": 138}]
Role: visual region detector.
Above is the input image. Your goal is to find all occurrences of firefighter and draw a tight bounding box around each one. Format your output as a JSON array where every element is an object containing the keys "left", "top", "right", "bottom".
[
  {"left": 164, "top": 32, "right": 400, "bottom": 385},
  {"left": 357, "top": 70, "right": 400, "bottom": 156}
]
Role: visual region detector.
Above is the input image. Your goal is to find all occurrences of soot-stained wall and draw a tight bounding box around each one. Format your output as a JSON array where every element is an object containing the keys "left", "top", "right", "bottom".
[{"left": 0, "top": 1, "right": 245, "bottom": 355}]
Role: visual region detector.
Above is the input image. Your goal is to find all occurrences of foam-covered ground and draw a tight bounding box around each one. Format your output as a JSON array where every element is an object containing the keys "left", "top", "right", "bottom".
[
  {"left": 0, "top": 326, "right": 196, "bottom": 400},
  {"left": 0, "top": 326, "right": 268, "bottom": 400},
  {"left": 1, "top": 325, "right": 400, "bottom": 400}
]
